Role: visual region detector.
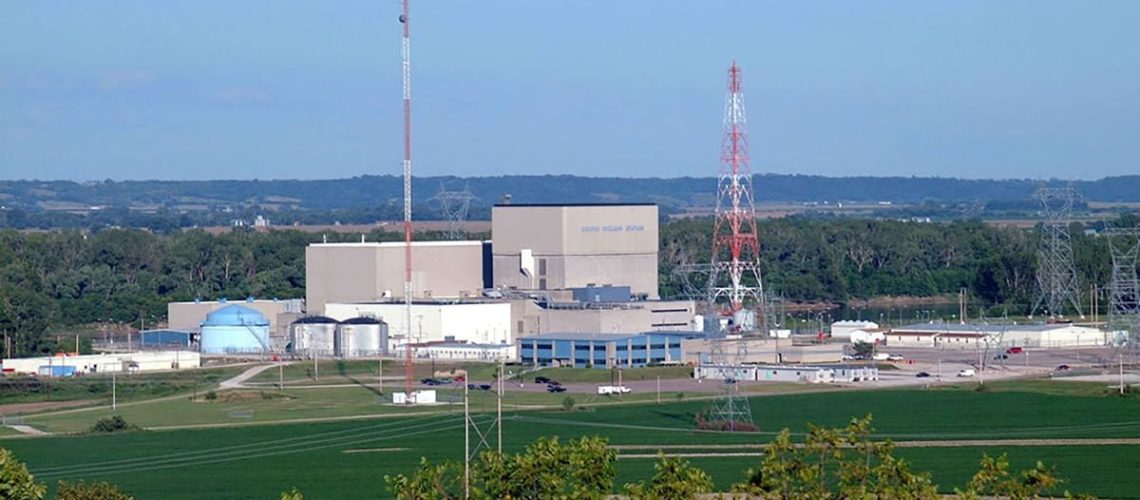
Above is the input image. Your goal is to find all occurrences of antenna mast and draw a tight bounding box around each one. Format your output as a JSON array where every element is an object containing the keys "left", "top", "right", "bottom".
[{"left": 400, "top": 0, "right": 415, "bottom": 402}]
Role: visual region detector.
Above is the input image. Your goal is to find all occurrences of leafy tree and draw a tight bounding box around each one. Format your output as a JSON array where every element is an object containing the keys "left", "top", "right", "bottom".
[
  {"left": 733, "top": 415, "right": 939, "bottom": 499},
  {"left": 55, "top": 480, "right": 133, "bottom": 500},
  {"left": 956, "top": 453, "right": 1063, "bottom": 500},
  {"left": 851, "top": 341, "right": 875, "bottom": 357},
  {"left": 279, "top": 487, "right": 305, "bottom": 500},
  {"left": 0, "top": 448, "right": 46, "bottom": 500},
  {"left": 624, "top": 453, "right": 713, "bottom": 500},
  {"left": 386, "top": 436, "right": 615, "bottom": 500}
]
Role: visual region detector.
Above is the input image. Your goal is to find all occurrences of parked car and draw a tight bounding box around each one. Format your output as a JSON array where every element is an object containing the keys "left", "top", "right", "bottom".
[
  {"left": 421, "top": 378, "right": 444, "bottom": 386},
  {"left": 994, "top": 353, "right": 1009, "bottom": 360},
  {"left": 547, "top": 385, "right": 567, "bottom": 393},
  {"left": 1007, "top": 346, "right": 1024, "bottom": 354},
  {"left": 1056, "top": 364, "right": 1070, "bottom": 371},
  {"left": 478, "top": 384, "right": 492, "bottom": 391},
  {"left": 915, "top": 372, "right": 931, "bottom": 378},
  {"left": 887, "top": 354, "right": 904, "bottom": 361},
  {"left": 467, "top": 383, "right": 477, "bottom": 390},
  {"left": 957, "top": 369, "right": 976, "bottom": 377},
  {"left": 534, "top": 376, "right": 551, "bottom": 384}
]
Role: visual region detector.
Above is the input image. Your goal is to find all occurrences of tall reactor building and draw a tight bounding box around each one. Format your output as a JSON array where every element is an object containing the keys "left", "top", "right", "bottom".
[{"left": 490, "top": 203, "right": 659, "bottom": 299}]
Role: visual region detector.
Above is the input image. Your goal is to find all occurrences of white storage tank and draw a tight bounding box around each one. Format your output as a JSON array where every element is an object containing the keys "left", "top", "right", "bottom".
[
  {"left": 290, "top": 316, "right": 338, "bottom": 357},
  {"left": 200, "top": 305, "right": 270, "bottom": 355},
  {"left": 336, "top": 317, "right": 387, "bottom": 358}
]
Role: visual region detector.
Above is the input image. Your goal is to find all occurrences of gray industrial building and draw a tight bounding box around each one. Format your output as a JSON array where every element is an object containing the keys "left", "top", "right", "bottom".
[
  {"left": 491, "top": 203, "right": 659, "bottom": 299},
  {"left": 305, "top": 240, "right": 491, "bottom": 315}
]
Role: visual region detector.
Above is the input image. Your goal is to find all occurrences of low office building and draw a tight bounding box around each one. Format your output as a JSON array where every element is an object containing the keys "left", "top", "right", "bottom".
[
  {"left": 411, "top": 342, "right": 515, "bottom": 362},
  {"left": 517, "top": 331, "right": 696, "bottom": 368},
  {"left": 887, "top": 323, "right": 1106, "bottom": 349},
  {"left": 695, "top": 364, "right": 879, "bottom": 384},
  {"left": 1, "top": 351, "right": 200, "bottom": 375}
]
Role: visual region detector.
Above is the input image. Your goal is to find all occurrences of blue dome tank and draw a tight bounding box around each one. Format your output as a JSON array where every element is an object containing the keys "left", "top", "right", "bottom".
[{"left": 200, "top": 305, "right": 270, "bottom": 354}]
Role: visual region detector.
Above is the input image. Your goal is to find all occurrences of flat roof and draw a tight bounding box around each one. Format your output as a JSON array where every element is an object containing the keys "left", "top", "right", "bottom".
[
  {"left": 891, "top": 323, "right": 1083, "bottom": 334},
  {"left": 493, "top": 203, "right": 655, "bottom": 208},
  {"left": 309, "top": 240, "right": 486, "bottom": 248},
  {"left": 518, "top": 332, "right": 639, "bottom": 342},
  {"left": 518, "top": 331, "right": 697, "bottom": 342}
]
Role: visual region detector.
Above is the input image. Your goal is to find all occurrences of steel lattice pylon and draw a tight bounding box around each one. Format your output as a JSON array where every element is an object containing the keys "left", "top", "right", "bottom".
[
  {"left": 1106, "top": 228, "right": 1140, "bottom": 350},
  {"left": 703, "top": 62, "right": 760, "bottom": 432},
  {"left": 431, "top": 182, "right": 477, "bottom": 240},
  {"left": 1030, "top": 185, "right": 1084, "bottom": 319}
]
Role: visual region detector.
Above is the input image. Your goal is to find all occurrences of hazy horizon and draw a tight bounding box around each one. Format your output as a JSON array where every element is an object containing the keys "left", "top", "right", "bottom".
[{"left": 2, "top": 1, "right": 1138, "bottom": 181}]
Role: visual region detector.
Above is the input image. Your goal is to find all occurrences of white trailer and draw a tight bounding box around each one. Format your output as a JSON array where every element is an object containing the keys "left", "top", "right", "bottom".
[{"left": 596, "top": 385, "right": 631, "bottom": 395}]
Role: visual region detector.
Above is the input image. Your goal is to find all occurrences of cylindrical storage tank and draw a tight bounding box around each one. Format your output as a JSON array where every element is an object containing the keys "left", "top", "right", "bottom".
[
  {"left": 200, "top": 305, "right": 270, "bottom": 355},
  {"left": 290, "top": 316, "right": 338, "bottom": 358},
  {"left": 336, "top": 317, "right": 388, "bottom": 358}
]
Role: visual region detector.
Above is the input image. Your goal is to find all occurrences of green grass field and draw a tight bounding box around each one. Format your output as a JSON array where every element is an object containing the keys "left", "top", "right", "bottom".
[
  {"left": 0, "top": 366, "right": 248, "bottom": 406},
  {"left": 4, "top": 379, "right": 1140, "bottom": 498}
]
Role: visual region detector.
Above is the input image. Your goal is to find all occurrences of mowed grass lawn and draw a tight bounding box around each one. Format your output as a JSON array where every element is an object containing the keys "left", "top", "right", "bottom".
[{"left": 4, "top": 381, "right": 1140, "bottom": 499}]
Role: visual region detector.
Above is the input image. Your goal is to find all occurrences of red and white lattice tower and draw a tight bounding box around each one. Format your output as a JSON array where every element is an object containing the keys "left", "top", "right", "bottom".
[
  {"left": 399, "top": 0, "right": 415, "bottom": 402},
  {"left": 709, "top": 62, "right": 764, "bottom": 326}
]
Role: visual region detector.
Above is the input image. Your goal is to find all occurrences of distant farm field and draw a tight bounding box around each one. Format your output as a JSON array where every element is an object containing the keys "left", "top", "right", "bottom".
[{"left": 4, "top": 381, "right": 1140, "bottom": 499}]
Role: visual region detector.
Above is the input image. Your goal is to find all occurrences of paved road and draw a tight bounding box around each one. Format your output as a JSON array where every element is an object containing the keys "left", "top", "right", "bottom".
[{"left": 219, "top": 363, "right": 281, "bottom": 389}]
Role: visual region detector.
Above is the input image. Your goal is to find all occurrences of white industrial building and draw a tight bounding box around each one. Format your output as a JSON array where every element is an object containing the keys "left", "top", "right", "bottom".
[
  {"left": 695, "top": 364, "right": 879, "bottom": 384},
  {"left": 830, "top": 320, "right": 880, "bottom": 339},
  {"left": 410, "top": 342, "right": 515, "bottom": 362},
  {"left": 1, "top": 351, "right": 200, "bottom": 376},
  {"left": 887, "top": 323, "right": 1106, "bottom": 349},
  {"left": 324, "top": 301, "right": 512, "bottom": 347}
]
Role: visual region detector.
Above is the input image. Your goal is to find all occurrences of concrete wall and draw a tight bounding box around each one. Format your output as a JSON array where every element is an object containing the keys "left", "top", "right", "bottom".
[
  {"left": 168, "top": 300, "right": 301, "bottom": 338},
  {"left": 324, "top": 302, "right": 512, "bottom": 346},
  {"left": 305, "top": 241, "right": 487, "bottom": 315},
  {"left": 509, "top": 300, "right": 695, "bottom": 338},
  {"left": 491, "top": 205, "right": 659, "bottom": 298}
]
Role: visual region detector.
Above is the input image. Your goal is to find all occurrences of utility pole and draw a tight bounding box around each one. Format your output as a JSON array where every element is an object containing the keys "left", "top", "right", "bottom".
[
  {"left": 112, "top": 370, "right": 117, "bottom": 410},
  {"left": 464, "top": 380, "right": 470, "bottom": 499},
  {"left": 656, "top": 375, "right": 661, "bottom": 404},
  {"left": 314, "top": 352, "right": 319, "bottom": 381},
  {"left": 399, "top": 0, "right": 416, "bottom": 405},
  {"left": 497, "top": 356, "right": 503, "bottom": 455},
  {"left": 278, "top": 363, "right": 284, "bottom": 390},
  {"left": 1121, "top": 352, "right": 1125, "bottom": 396},
  {"left": 378, "top": 357, "right": 384, "bottom": 394}
]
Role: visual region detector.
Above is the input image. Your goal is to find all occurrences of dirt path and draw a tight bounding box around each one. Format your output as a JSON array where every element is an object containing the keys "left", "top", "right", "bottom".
[
  {"left": 7, "top": 425, "right": 50, "bottom": 436},
  {"left": 219, "top": 363, "right": 280, "bottom": 389},
  {"left": 614, "top": 438, "right": 1140, "bottom": 458},
  {"left": 0, "top": 400, "right": 99, "bottom": 415}
]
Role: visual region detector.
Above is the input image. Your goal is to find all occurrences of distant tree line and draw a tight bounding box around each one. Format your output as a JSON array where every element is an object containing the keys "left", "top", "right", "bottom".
[{"left": 2, "top": 215, "right": 1137, "bottom": 357}]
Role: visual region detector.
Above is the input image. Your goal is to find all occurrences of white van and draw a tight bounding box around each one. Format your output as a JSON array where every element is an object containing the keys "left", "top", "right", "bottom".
[{"left": 957, "top": 369, "right": 976, "bottom": 377}]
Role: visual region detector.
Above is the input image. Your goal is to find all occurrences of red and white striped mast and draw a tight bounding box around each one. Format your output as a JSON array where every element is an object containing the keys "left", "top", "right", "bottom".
[
  {"left": 710, "top": 62, "right": 764, "bottom": 323},
  {"left": 400, "top": 0, "right": 415, "bottom": 401}
]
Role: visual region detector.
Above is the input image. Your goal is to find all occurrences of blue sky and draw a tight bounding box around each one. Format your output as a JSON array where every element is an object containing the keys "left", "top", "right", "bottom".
[{"left": 1, "top": 1, "right": 1137, "bottom": 181}]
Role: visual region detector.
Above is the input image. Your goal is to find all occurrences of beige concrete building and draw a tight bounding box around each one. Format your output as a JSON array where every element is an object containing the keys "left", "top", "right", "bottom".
[
  {"left": 305, "top": 241, "right": 489, "bottom": 315},
  {"left": 491, "top": 204, "right": 659, "bottom": 298},
  {"left": 510, "top": 299, "right": 697, "bottom": 337},
  {"left": 167, "top": 299, "right": 303, "bottom": 338}
]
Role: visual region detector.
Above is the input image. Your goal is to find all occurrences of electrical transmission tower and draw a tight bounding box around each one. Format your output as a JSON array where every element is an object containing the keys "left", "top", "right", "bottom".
[
  {"left": 1106, "top": 227, "right": 1140, "bottom": 352},
  {"left": 1030, "top": 185, "right": 1084, "bottom": 320},
  {"left": 703, "top": 62, "right": 762, "bottom": 432},
  {"left": 431, "top": 182, "right": 477, "bottom": 240}
]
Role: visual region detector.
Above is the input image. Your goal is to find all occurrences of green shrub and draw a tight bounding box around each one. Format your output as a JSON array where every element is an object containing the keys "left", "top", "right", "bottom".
[{"left": 90, "top": 416, "right": 139, "bottom": 434}]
